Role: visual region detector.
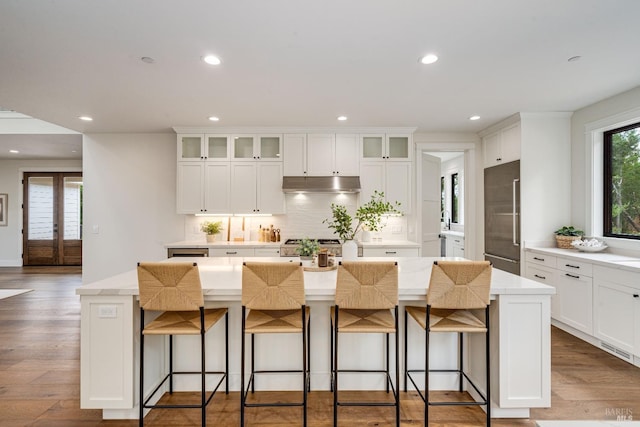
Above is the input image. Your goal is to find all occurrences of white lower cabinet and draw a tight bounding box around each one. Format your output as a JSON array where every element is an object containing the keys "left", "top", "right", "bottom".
[
  {"left": 209, "top": 248, "right": 254, "bottom": 257},
  {"left": 362, "top": 247, "right": 419, "bottom": 257},
  {"left": 254, "top": 248, "right": 280, "bottom": 257},
  {"left": 525, "top": 263, "right": 559, "bottom": 318},
  {"left": 594, "top": 266, "right": 640, "bottom": 358},
  {"left": 208, "top": 247, "right": 281, "bottom": 257},
  {"left": 526, "top": 249, "right": 640, "bottom": 364},
  {"left": 556, "top": 270, "right": 593, "bottom": 334}
]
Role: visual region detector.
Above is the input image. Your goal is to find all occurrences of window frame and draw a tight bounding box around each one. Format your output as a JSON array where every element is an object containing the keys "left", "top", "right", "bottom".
[{"left": 603, "top": 120, "right": 640, "bottom": 240}]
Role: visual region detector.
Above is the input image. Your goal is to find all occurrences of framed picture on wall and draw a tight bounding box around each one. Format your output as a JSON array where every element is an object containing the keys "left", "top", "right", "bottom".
[{"left": 0, "top": 194, "right": 7, "bottom": 226}]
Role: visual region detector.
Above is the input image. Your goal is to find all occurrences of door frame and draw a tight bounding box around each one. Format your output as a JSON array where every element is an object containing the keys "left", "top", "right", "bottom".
[
  {"left": 415, "top": 139, "right": 478, "bottom": 260},
  {"left": 19, "top": 167, "right": 82, "bottom": 266}
]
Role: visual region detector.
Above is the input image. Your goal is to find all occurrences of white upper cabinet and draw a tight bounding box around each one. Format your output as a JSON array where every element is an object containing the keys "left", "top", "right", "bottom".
[
  {"left": 283, "top": 134, "right": 307, "bottom": 176},
  {"left": 177, "top": 162, "right": 231, "bottom": 214},
  {"left": 334, "top": 134, "right": 360, "bottom": 175},
  {"left": 361, "top": 134, "right": 412, "bottom": 162},
  {"left": 284, "top": 133, "right": 359, "bottom": 176},
  {"left": 230, "top": 162, "right": 285, "bottom": 214},
  {"left": 482, "top": 123, "right": 521, "bottom": 168},
  {"left": 306, "top": 133, "right": 359, "bottom": 176},
  {"left": 232, "top": 134, "right": 282, "bottom": 161},
  {"left": 178, "top": 134, "right": 231, "bottom": 161},
  {"left": 360, "top": 161, "right": 412, "bottom": 212}
]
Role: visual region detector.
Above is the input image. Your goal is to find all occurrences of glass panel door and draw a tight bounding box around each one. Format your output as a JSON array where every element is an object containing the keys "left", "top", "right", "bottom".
[{"left": 23, "top": 172, "right": 83, "bottom": 266}]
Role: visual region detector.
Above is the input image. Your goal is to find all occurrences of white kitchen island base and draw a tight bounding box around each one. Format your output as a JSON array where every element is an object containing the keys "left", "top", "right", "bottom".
[{"left": 77, "top": 257, "right": 553, "bottom": 420}]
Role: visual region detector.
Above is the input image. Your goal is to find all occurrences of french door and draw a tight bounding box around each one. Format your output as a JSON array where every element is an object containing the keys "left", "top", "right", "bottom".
[{"left": 22, "top": 172, "right": 83, "bottom": 266}]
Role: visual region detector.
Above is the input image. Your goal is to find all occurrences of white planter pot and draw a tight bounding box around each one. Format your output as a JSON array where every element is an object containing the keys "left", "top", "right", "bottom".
[
  {"left": 206, "top": 234, "right": 217, "bottom": 243},
  {"left": 342, "top": 240, "right": 358, "bottom": 260}
]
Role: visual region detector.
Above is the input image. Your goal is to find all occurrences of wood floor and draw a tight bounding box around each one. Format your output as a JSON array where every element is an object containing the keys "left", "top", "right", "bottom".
[{"left": 1, "top": 266, "right": 640, "bottom": 426}]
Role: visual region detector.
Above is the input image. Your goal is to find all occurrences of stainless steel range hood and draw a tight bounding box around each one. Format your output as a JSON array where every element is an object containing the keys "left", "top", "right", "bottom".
[{"left": 282, "top": 176, "right": 361, "bottom": 193}]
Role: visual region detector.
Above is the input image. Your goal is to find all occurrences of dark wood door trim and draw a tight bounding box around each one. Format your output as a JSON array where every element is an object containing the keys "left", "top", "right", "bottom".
[{"left": 22, "top": 172, "right": 83, "bottom": 266}]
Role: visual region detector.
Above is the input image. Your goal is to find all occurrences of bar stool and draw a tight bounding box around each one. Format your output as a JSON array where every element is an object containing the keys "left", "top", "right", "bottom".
[
  {"left": 137, "top": 262, "right": 228, "bottom": 427},
  {"left": 240, "top": 261, "right": 310, "bottom": 427},
  {"left": 404, "top": 260, "right": 492, "bottom": 426},
  {"left": 331, "top": 261, "right": 399, "bottom": 427}
]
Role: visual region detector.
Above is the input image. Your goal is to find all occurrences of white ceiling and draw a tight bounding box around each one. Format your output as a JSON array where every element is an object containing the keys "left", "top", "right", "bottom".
[{"left": 1, "top": 0, "right": 640, "bottom": 158}]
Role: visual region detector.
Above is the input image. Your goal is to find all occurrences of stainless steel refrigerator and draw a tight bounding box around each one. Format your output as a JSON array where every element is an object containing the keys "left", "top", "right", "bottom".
[{"left": 484, "top": 160, "right": 520, "bottom": 275}]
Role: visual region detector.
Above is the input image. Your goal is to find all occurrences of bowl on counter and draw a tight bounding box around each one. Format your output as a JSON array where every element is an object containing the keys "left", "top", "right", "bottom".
[{"left": 571, "top": 237, "right": 608, "bottom": 252}]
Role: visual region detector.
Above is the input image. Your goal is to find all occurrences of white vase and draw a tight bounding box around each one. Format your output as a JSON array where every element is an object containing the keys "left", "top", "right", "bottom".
[
  {"left": 361, "top": 230, "right": 372, "bottom": 242},
  {"left": 342, "top": 239, "right": 358, "bottom": 260},
  {"left": 206, "top": 234, "right": 216, "bottom": 243}
]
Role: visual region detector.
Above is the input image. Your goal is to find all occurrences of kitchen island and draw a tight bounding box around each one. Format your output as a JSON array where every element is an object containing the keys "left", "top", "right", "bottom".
[{"left": 78, "top": 257, "right": 553, "bottom": 420}]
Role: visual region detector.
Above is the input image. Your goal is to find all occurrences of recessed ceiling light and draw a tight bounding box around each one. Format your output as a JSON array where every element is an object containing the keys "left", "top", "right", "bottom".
[
  {"left": 208, "top": 116, "right": 220, "bottom": 122},
  {"left": 78, "top": 116, "right": 93, "bottom": 121},
  {"left": 469, "top": 115, "right": 481, "bottom": 121},
  {"left": 567, "top": 55, "right": 582, "bottom": 62},
  {"left": 419, "top": 54, "right": 439, "bottom": 65},
  {"left": 140, "top": 56, "right": 155, "bottom": 64},
  {"left": 9, "top": 149, "right": 19, "bottom": 153},
  {"left": 337, "top": 116, "right": 348, "bottom": 121},
  {"left": 203, "top": 55, "right": 221, "bottom": 65}
]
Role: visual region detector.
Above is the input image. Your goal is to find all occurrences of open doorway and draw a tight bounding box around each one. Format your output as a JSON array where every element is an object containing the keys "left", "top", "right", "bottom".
[
  {"left": 22, "top": 172, "right": 83, "bottom": 265},
  {"left": 421, "top": 151, "right": 465, "bottom": 256}
]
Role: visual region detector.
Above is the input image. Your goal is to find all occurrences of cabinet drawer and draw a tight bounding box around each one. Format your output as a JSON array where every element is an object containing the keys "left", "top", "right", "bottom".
[
  {"left": 525, "top": 264, "right": 557, "bottom": 285},
  {"left": 254, "top": 248, "right": 280, "bottom": 257},
  {"left": 557, "top": 256, "right": 592, "bottom": 277},
  {"left": 209, "top": 248, "right": 254, "bottom": 257},
  {"left": 525, "top": 251, "right": 557, "bottom": 268},
  {"left": 362, "top": 248, "right": 419, "bottom": 257}
]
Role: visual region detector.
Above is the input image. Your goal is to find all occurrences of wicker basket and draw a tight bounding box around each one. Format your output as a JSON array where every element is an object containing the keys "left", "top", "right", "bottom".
[{"left": 555, "top": 235, "right": 581, "bottom": 249}]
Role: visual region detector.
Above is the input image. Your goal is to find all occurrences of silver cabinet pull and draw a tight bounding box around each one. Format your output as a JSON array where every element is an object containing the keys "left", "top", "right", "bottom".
[{"left": 513, "top": 178, "right": 520, "bottom": 246}]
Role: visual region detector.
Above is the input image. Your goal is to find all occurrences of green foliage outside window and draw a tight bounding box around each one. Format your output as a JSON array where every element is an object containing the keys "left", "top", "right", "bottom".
[{"left": 606, "top": 123, "right": 640, "bottom": 237}]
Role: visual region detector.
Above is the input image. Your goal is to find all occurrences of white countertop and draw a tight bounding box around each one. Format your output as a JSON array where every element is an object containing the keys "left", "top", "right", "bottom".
[
  {"left": 165, "top": 239, "right": 420, "bottom": 249},
  {"left": 526, "top": 246, "right": 640, "bottom": 272},
  {"left": 77, "top": 256, "right": 554, "bottom": 300},
  {"left": 440, "top": 230, "right": 465, "bottom": 238}
]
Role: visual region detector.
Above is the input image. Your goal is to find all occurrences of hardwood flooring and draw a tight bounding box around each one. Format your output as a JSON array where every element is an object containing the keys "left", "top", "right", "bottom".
[{"left": 1, "top": 266, "right": 640, "bottom": 426}]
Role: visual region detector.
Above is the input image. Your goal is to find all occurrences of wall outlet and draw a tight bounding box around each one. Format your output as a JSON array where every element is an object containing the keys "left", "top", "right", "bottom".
[
  {"left": 92, "top": 225, "right": 100, "bottom": 234},
  {"left": 392, "top": 226, "right": 402, "bottom": 234},
  {"left": 98, "top": 305, "right": 117, "bottom": 318}
]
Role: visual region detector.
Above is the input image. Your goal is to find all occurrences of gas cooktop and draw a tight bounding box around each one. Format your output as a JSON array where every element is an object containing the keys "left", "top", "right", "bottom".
[{"left": 283, "top": 238, "right": 341, "bottom": 245}]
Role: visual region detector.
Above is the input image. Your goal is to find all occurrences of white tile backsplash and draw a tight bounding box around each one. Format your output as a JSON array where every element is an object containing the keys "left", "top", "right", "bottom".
[{"left": 183, "top": 192, "right": 408, "bottom": 242}]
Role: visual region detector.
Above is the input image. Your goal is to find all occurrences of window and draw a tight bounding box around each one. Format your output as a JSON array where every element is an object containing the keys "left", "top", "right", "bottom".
[
  {"left": 604, "top": 121, "right": 640, "bottom": 239},
  {"left": 451, "top": 173, "right": 459, "bottom": 223}
]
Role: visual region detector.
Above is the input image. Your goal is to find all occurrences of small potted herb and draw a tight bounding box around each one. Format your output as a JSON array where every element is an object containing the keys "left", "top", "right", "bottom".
[
  {"left": 297, "top": 237, "right": 319, "bottom": 260},
  {"left": 554, "top": 226, "right": 584, "bottom": 249},
  {"left": 200, "top": 220, "right": 223, "bottom": 243}
]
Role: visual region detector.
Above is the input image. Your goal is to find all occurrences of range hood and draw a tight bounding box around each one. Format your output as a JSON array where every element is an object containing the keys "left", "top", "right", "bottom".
[{"left": 282, "top": 176, "right": 361, "bottom": 193}]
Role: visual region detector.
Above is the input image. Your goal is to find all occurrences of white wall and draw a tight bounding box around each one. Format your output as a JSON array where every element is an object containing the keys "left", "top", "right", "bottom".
[
  {"left": 571, "top": 85, "right": 640, "bottom": 247},
  {"left": 0, "top": 159, "right": 82, "bottom": 266},
  {"left": 520, "top": 113, "right": 572, "bottom": 245},
  {"left": 82, "top": 133, "right": 184, "bottom": 283}
]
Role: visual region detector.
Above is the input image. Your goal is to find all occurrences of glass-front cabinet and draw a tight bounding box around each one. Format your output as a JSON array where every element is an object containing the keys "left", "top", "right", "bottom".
[
  {"left": 360, "top": 134, "right": 411, "bottom": 161},
  {"left": 178, "top": 134, "right": 230, "bottom": 161},
  {"left": 232, "top": 134, "right": 282, "bottom": 161}
]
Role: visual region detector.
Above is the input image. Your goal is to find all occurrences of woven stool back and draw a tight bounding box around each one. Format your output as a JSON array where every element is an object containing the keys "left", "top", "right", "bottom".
[
  {"left": 335, "top": 261, "right": 398, "bottom": 309},
  {"left": 137, "top": 262, "right": 204, "bottom": 311},
  {"left": 242, "top": 262, "right": 305, "bottom": 310},
  {"left": 427, "top": 260, "right": 492, "bottom": 309}
]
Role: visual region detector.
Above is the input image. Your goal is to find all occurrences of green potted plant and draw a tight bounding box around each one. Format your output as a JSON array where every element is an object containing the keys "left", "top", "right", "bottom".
[
  {"left": 297, "top": 237, "right": 320, "bottom": 260},
  {"left": 554, "top": 225, "right": 584, "bottom": 249},
  {"left": 323, "top": 190, "right": 402, "bottom": 249},
  {"left": 200, "top": 220, "right": 223, "bottom": 243}
]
